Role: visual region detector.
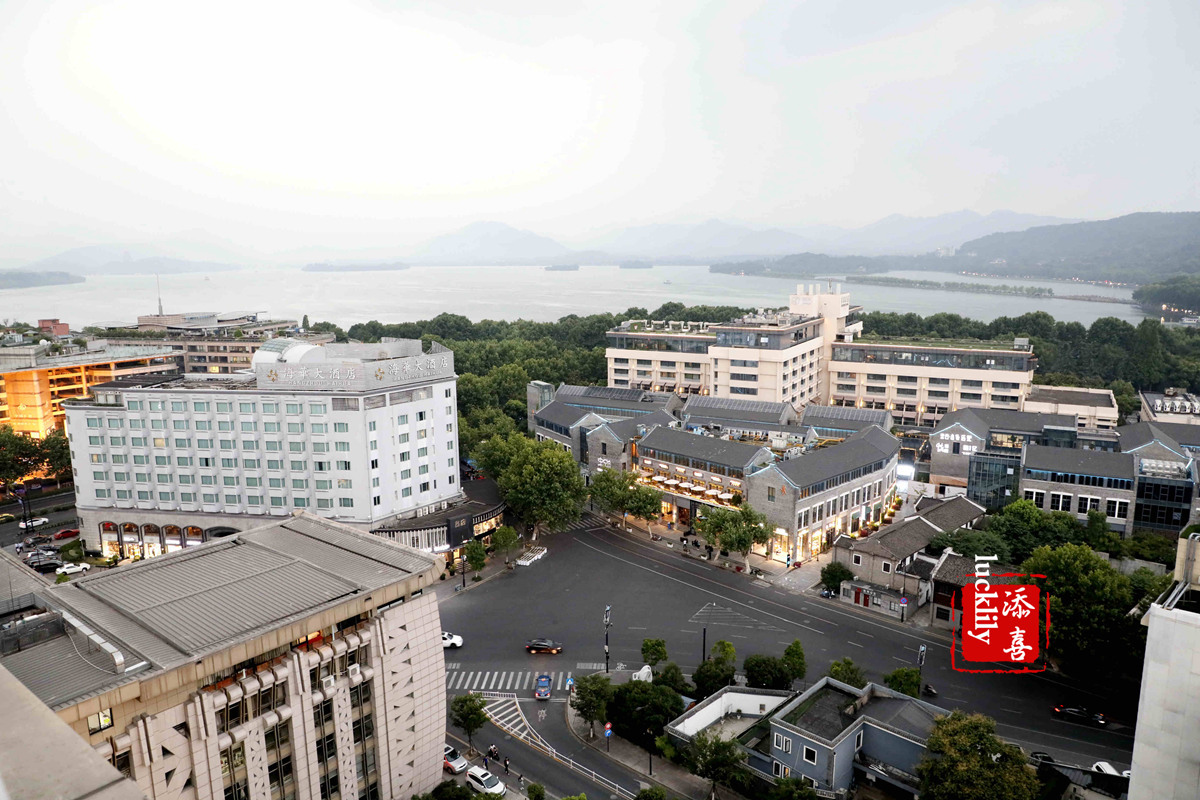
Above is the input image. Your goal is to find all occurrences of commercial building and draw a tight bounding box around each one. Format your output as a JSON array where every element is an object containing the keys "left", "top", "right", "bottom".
[
  {"left": 667, "top": 680, "right": 951, "bottom": 797},
  {"left": 134, "top": 310, "right": 295, "bottom": 336},
  {"left": 38, "top": 318, "right": 71, "bottom": 338},
  {"left": 928, "top": 408, "right": 1119, "bottom": 507},
  {"left": 1023, "top": 385, "right": 1119, "bottom": 430},
  {"left": 104, "top": 331, "right": 337, "bottom": 376},
  {"left": 527, "top": 382, "right": 682, "bottom": 466},
  {"left": 1140, "top": 388, "right": 1200, "bottom": 426},
  {"left": 1129, "top": 531, "right": 1200, "bottom": 799},
  {"left": 747, "top": 426, "right": 900, "bottom": 562},
  {"left": 0, "top": 341, "right": 177, "bottom": 438},
  {"left": 0, "top": 512, "right": 447, "bottom": 800},
  {"left": 65, "top": 338, "right": 463, "bottom": 558},
  {"left": 633, "top": 425, "right": 774, "bottom": 528},
  {"left": 605, "top": 283, "right": 861, "bottom": 406},
  {"left": 1019, "top": 446, "right": 1138, "bottom": 534}
]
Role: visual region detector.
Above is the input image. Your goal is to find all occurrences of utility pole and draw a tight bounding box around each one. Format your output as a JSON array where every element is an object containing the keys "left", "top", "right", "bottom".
[
  {"left": 604, "top": 604, "right": 612, "bottom": 674},
  {"left": 460, "top": 553, "right": 467, "bottom": 589},
  {"left": 701, "top": 626, "right": 707, "bottom": 664}
]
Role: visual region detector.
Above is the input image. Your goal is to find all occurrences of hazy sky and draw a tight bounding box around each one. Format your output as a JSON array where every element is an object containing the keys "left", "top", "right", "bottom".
[{"left": 1, "top": 0, "right": 1197, "bottom": 255}]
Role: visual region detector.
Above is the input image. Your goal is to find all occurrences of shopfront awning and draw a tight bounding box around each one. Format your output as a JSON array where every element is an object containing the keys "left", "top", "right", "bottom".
[
  {"left": 718, "top": 492, "right": 734, "bottom": 500},
  {"left": 705, "top": 489, "right": 720, "bottom": 496},
  {"left": 666, "top": 479, "right": 680, "bottom": 486},
  {"left": 653, "top": 476, "right": 667, "bottom": 482}
]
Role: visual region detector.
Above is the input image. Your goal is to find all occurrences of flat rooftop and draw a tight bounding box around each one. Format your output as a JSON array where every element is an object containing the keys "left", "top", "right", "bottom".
[
  {"left": 0, "top": 345, "right": 178, "bottom": 373},
  {"left": 0, "top": 514, "right": 438, "bottom": 709},
  {"left": 1028, "top": 386, "right": 1117, "bottom": 409},
  {"left": 842, "top": 336, "right": 1029, "bottom": 352}
]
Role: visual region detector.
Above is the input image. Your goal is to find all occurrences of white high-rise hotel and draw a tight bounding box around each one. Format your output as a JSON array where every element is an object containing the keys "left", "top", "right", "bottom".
[{"left": 65, "top": 339, "right": 463, "bottom": 558}]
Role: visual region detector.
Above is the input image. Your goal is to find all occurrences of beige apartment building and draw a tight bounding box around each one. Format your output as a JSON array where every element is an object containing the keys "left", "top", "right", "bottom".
[
  {"left": 1022, "top": 385, "right": 1119, "bottom": 430},
  {"left": 0, "top": 513, "right": 447, "bottom": 800},
  {"left": 606, "top": 283, "right": 862, "bottom": 407},
  {"left": 827, "top": 338, "right": 1037, "bottom": 428}
]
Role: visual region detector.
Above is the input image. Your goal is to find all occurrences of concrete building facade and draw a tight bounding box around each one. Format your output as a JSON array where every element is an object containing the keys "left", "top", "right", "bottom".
[
  {"left": 1140, "top": 388, "right": 1200, "bottom": 426},
  {"left": 65, "top": 339, "right": 462, "bottom": 559},
  {"left": 105, "top": 332, "right": 337, "bottom": 376},
  {"left": 0, "top": 513, "right": 448, "bottom": 800},
  {"left": 1023, "top": 385, "right": 1120, "bottom": 430}
]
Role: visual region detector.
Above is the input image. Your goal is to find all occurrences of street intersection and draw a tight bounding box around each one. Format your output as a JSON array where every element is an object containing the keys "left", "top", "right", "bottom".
[{"left": 440, "top": 513, "right": 1136, "bottom": 795}]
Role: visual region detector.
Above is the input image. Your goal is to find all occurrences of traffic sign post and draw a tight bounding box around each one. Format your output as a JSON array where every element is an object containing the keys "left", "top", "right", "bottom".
[
  {"left": 605, "top": 722, "right": 612, "bottom": 751},
  {"left": 567, "top": 677, "right": 575, "bottom": 693},
  {"left": 604, "top": 605, "right": 612, "bottom": 674}
]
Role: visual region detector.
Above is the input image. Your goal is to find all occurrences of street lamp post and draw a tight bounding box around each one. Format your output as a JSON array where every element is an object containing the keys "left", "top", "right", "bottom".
[
  {"left": 604, "top": 605, "right": 612, "bottom": 674},
  {"left": 460, "top": 553, "right": 467, "bottom": 589}
]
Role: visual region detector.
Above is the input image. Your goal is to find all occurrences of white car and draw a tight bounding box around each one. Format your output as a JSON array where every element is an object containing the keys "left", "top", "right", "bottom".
[
  {"left": 18, "top": 517, "right": 50, "bottom": 530},
  {"left": 442, "top": 631, "right": 463, "bottom": 649},
  {"left": 55, "top": 562, "right": 91, "bottom": 576},
  {"left": 465, "top": 766, "right": 505, "bottom": 795},
  {"left": 443, "top": 744, "right": 468, "bottom": 774}
]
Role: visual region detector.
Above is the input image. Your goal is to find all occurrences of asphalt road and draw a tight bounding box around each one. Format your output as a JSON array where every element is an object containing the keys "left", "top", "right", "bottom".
[
  {"left": 439, "top": 514, "right": 1136, "bottom": 779},
  {"left": 0, "top": 506, "right": 82, "bottom": 549}
]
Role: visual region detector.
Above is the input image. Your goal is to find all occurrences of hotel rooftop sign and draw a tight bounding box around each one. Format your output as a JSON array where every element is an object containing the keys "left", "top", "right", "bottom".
[{"left": 254, "top": 351, "right": 455, "bottom": 392}]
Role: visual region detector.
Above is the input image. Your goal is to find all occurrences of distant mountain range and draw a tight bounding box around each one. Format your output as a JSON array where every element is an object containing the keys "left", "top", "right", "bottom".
[{"left": 14, "top": 211, "right": 1198, "bottom": 283}]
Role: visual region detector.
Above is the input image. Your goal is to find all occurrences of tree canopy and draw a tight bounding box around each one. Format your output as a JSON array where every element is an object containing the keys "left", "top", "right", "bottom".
[
  {"left": 827, "top": 657, "right": 867, "bottom": 689},
  {"left": 916, "top": 711, "right": 1040, "bottom": 800}
]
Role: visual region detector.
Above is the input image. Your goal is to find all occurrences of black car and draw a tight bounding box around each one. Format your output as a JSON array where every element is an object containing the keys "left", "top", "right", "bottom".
[
  {"left": 1052, "top": 705, "right": 1107, "bottom": 726},
  {"left": 27, "top": 558, "right": 63, "bottom": 574},
  {"left": 1029, "top": 752, "right": 1054, "bottom": 764},
  {"left": 525, "top": 638, "right": 563, "bottom": 654}
]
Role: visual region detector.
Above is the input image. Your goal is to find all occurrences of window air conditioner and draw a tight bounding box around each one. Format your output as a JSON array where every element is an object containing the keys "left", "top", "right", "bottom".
[
  {"left": 321, "top": 675, "right": 336, "bottom": 690},
  {"left": 348, "top": 664, "right": 362, "bottom": 679}
]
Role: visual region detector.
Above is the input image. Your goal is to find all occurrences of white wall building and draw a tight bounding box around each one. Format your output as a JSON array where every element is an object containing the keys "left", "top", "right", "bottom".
[{"left": 65, "top": 338, "right": 463, "bottom": 559}]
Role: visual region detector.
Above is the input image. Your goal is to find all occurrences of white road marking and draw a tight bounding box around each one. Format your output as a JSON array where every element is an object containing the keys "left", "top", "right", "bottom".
[
  {"left": 892, "top": 657, "right": 910, "bottom": 664},
  {"left": 848, "top": 641, "right": 864, "bottom": 648}
]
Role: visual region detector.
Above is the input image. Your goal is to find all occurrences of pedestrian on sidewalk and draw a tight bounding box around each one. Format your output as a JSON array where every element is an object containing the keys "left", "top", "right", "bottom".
[
  {"left": 518, "top": 774, "right": 524, "bottom": 789},
  {"left": 483, "top": 755, "right": 489, "bottom": 771},
  {"left": 503, "top": 757, "right": 509, "bottom": 774}
]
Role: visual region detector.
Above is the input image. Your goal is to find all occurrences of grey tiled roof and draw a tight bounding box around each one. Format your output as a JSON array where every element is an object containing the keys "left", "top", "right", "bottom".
[
  {"left": 1022, "top": 444, "right": 1135, "bottom": 480},
  {"left": 931, "top": 554, "right": 1021, "bottom": 586},
  {"left": 533, "top": 400, "right": 593, "bottom": 428},
  {"left": 919, "top": 496, "right": 985, "bottom": 532},
  {"left": 556, "top": 384, "right": 650, "bottom": 402},
  {"left": 773, "top": 426, "right": 899, "bottom": 489},
  {"left": 800, "top": 404, "right": 892, "bottom": 429},
  {"left": 1118, "top": 420, "right": 1200, "bottom": 454},
  {"left": 596, "top": 410, "right": 677, "bottom": 443},
  {"left": 637, "top": 426, "right": 771, "bottom": 468},
  {"left": 681, "top": 395, "right": 792, "bottom": 424},
  {"left": 935, "top": 408, "right": 1076, "bottom": 439},
  {"left": 840, "top": 517, "right": 940, "bottom": 559}
]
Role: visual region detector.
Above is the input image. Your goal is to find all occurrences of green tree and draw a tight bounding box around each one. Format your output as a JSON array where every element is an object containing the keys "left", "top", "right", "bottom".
[
  {"left": 782, "top": 640, "right": 807, "bottom": 685},
  {"left": 459, "top": 408, "right": 518, "bottom": 458},
  {"left": 0, "top": 425, "right": 43, "bottom": 494},
  {"left": 687, "top": 729, "right": 749, "bottom": 800},
  {"left": 717, "top": 504, "right": 770, "bottom": 570},
  {"left": 653, "top": 662, "right": 694, "bottom": 696},
  {"left": 916, "top": 711, "right": 1039, "bottom": 800},
  {"left": 1021, "top": 543, "right": 1137, "bottom": 675},
  {"left": 929, "top": 528, "right": 1013, "bottom": 563},
  {"left": 570, "top": 674, "right": 613, "bottom": 738},
  {"left": 743, "top": 655, "right": 792, "bottom": 690},
  {"left": 473, "top": 432, "right": 531, "bottom": 484},
  {"left": 693, "top": 506, "right": 735, "bottom": 548},
  {"left": 498, "top": 441, "right": 587, "bottom": 540},
  {"left": 411, "top": 779, "right": 473, "bottom": 800},
  {"left": 38, "top": 428, "right": 72, "bottom": 486},
  {"left": 820, "top": 561, "right": 854, "bottom": 593},
  {"left": 641, "top": 638, "right": 668, "bottom": 667},
  {"left": 448, "top": 693, "right": 488, "bottom": 752},
  {"left": 1130, "top": 318, "right": 1167, "bottom": 388},
  {"left": 827, "top": 657, "right": 867, "bottom": 689},
  {"left": 692, "top": 659, "right": 736, "bottom": 699},
  {"left": 625, "top": 484, "right": 664, "bottom": 529},
  {"left": 710, "top": 640, "right": 736, "bottom": 665},
  {"left": 589, "top": 467, "right": 637, "bottom": 516},
  {"left": 463, "top": 540, "right": 487, "bottom": 576},
  {"left": 608, "top": 681, "right": 684, "bottom": 750},
  {"left": 634, "top": 788, "right": 669, "bottom": 800},
  {"left": 491, "top": 525, "right": 520, "bottom": 564},
  {"left": 301, "top": 314, "right": 309, "bottom": 329},
  {"left": 526, "top": 786, "right": 546, "bottom": 800},
  {"left": 765, "top": 777, "right": 819, "bottom": 800},
  {"left": 883, "top": 667, "right": 921, "bottom": 698}
]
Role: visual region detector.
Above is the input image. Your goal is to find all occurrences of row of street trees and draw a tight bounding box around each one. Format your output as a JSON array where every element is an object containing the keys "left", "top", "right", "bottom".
[
  {"left": 588, "top": 468, "right": 663, "bottom": 530},
  {"left": 692, "top": 504, "right": 770, "bottom": 569},
  {"left": 473, "top": 433, "right": 587, "bottom": 540},
  {"left": 0, "top": 425, "right": 71, "bottom": 493}
]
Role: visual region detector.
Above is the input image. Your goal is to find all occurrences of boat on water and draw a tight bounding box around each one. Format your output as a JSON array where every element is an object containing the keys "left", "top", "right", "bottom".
[
  {"left": 663, "top": 279, "right": 672, "bottom": 285},
  {"left": 546, "top": 264, "right": 580, "bottom": 271}
]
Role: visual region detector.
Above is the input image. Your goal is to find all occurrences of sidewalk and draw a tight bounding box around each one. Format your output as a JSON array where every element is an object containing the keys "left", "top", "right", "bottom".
[
  {"left": 564, "top": 679, "right": 711, "bottom": 800},
  {"left": 432, "top": 548, "right": 529, "bottom": 604}
]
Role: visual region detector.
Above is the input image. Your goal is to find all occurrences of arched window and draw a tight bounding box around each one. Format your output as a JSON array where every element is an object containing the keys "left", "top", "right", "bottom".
[
  {"left": 142, "top": 523, "right": 161, "bottom": 536},
  {"left": 100, "top": 521, "right": 117, "bottom": 533},
  {"left": 121, "top": 522, "right": 138, "bottom": 535},
  {"left": 185, "top": 526, "right": 204, "bottom": 545},
  {"left": 206, "top": 526, "right": 239, "bottom": 538}
]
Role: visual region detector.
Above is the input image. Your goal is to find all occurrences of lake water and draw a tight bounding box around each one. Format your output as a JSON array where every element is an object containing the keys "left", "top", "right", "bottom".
[{"left": 1, "top": 265, "right": 1145, "bottom": 329}]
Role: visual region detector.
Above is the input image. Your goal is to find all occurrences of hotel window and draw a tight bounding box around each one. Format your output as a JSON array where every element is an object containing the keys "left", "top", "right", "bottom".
[
  {"left": 339, "top": 497, "right": 354, "bottom": 507},
  {"left": 243, "top": 458, "right": 258, "bottom": 468},
  {"left": 116, "top": 489, "right": 131, "bottom": 499},
  {"left": 268, "top": 459, "right": 282, "bottom": 470},
  {"left": 88, "top": 436, "right": 103, "bottom": 446},
  {"left": 240, "top": 421, "right": 256, "bottom": 432},
  {"left": 192, "top": 401, "right": 208, "bottom": 412},
  {"left": 239, "top": 402, "right": 256, "bottom": 413},
  {"left": 928, "top": 390, "right": 949, "bottom": 399},
  {"left": 311, "top": 422, "right": 328, "bottom": 434},
  {"left": 223, "top": 476, "right": 239, "bottom": 486},
  {"left": 286, "top": 403, "right": 302, "bottom": 414},
  {"left": 107, "top": 418, "right": 123, "bottom": 428},
  {"left": 337, "top": 478, "right": 353, "bottom": 489},
  {"left": 289, "top": 442, "right": 305, "bottom": 452},
  {"left": 90, "top": 453, "right": 107, "bottom": 464},
  {"left": 309, "top": 403, "right": 326, "bottom": 414},
  {"left": 269, "top": 478, "right": 284, "bottom": 488},
  {"left": 137, "top": 490, "right": 152, "bottom": 500},
  {"left": 87, "top": 709, "right": 114, "bottom": 735},
  {"left": 317, "top": 498, "right": 332, "bottom": 508},
  {"left": 292, "top": 479, "right": 308, "bottom": 489},
  {"left": 730, "top": 387, "right": 758, "bottom": 395},
  {"left": 960, "top": 392, "right": 982, "bottom": 401},
  {"left": 929, "top": 378, "right": 950, "bottom": 386},
  {"left": 160, "top": 491, "right": 175, "bottom": 502},
  {"left": 264, "top": 422, "right": 280, "bottom": 432},
  {"left": 1049, "top": 492, "right": 1072, "bottom": 511},
  {"left": 195, "top": 420, "right": 211, "bottom": 430},
  {"left": 394, "top": 416, "right": 406, "bottom": 426},
  {"left": 270, "top": 496, "right": 285, "bottom": 507},
  {"left": 126, "top": 401, "right": 144, "bottom": 411},
  {"left": 335, "top": 441, "right": 350, "bottom": 451},
  {"left": 262, "top": 402, "right": 277, "bottom": 413},
  {"left": 288, "top": 422, "right": 304, "bottom": 433},
  {"left": 730, "top": 373, "right": 757, "bottom": 382},
  {"left": 294, "top": 497, "right": 309, "bottom": 508},
  {"left": 1106, "top": 499, "right": 1129, "bottom": 519},
  {"left": 215, "top": 402, "right": 231, "bottom": 412},
  {"left": 400, "top": 469, "right": 411, "bottom": 480},
  {"left": 1077, "top": 496, "right": 1100, "bottom": 513},
  {"left": 93, "top": 470, "right": 108, "bottom": 481},
  {"left": 420, "top": 482, "right": 430, "bottom": 492}
]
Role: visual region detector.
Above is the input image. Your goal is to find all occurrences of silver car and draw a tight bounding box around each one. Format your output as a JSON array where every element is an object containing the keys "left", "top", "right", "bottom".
[{"left": 443, "top": 744, "right": 468, "bottom": 774}]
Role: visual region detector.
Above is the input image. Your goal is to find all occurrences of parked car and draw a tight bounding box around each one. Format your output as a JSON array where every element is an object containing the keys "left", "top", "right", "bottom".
[
  {"left": 1029, "top": 752, "right": 1054, "bottom": 764},
  {"left": 0, "top": 513, "right": 15, "bottom": 524},
  {"left": 1052, "top": 705, "right": 1108, "bottom": 727},
  {"left": 53, "top": 528, "right": 80, "bottom": 540},
  {"left": 23, "top": 534, "right": 53, "bottom": 547},
  {"left": 442, "top": 631, "right": 464, "bottom": 649},
  {"left": 465, "top": 766, "right": 505, "bottom": 795},
  {"left": 534, "top": 674, "right": 552, "bottom": 700},
  {"left": 27, "top": 558, "right": 62, "bottom": 574},
  {"left": 443, "top": 744, "right": 468, "bottom": 774},
  {"left": 18, "top": 517, "right": 50, "bottom": 530},
  {"left": 56, "top": 562, "right": 91, "bottom": 576},
  {"left": 1092, "top": 762, "right": 1120, "bottom": 775},
  {"left": 525, "top": 638, "right": 563, "bottom": 654}
]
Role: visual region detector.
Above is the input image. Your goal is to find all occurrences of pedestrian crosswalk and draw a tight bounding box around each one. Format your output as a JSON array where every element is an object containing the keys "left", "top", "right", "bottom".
[
  {"left": 484, "top": 696, "right": 547, "bottom": 747},
  {"left": 446, "top": 670, "right": 573, "bottom": 692}
]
